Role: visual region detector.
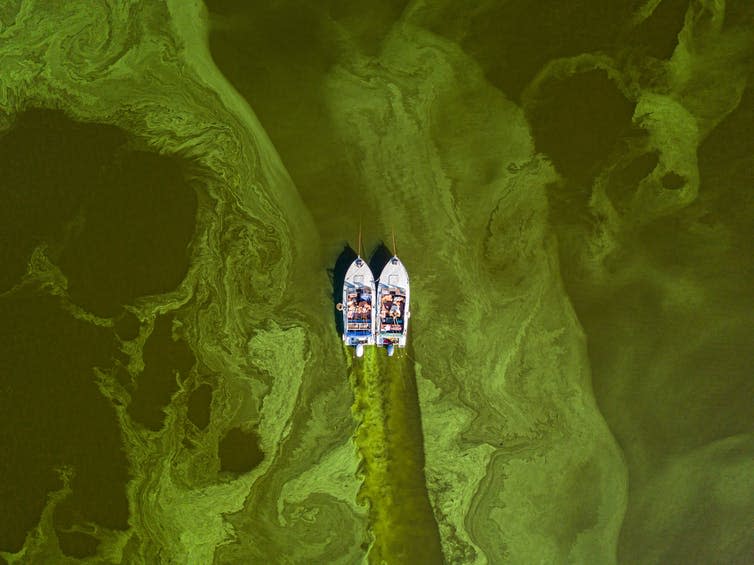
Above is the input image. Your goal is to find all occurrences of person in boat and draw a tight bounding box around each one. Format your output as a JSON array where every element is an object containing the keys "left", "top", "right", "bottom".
[
  {"left": 389, "top": 301, "right": 401, "bottom": 320},
  {"left": 380, "top": 294, "right": 392, "bottom": 319},
  {"left": 358, "top": 301, "right": 371, "bottom": 319}
]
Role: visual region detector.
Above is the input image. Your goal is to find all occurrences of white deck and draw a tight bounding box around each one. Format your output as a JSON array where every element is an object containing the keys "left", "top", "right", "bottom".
[
  {"left": 342, "top": 257, "right": 376, "bottom": 347},
  {"left": 376, "top": 256, "right": 410, "bottom": 348}
]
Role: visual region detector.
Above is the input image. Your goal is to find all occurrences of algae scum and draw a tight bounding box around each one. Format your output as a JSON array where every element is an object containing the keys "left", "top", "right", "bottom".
[{"left": 1, "top": 1, "right": 752, "bottom": 563}]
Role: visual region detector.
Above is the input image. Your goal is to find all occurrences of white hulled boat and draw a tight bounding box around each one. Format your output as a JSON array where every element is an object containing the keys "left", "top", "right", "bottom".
[
  {"left": 340, "top": 254, "right": 377, "bottom": 358},
  {"left": 342, "top": 257, "right": 377, "bottom": 357},
  {"left": 376, "top": 252, "right": 410, "bottom": 356}
]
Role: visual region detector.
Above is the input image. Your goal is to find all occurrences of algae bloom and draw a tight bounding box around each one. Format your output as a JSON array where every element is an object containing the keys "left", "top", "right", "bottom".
[{"left": 0, "top": 1, "right": 752, "bottom": 563}]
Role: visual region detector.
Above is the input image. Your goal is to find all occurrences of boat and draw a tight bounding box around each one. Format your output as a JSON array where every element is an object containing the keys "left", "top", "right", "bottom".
[
  {"left": 339, "top": 231, "right": 376, "bottom": 357},
  {"left": 376, "top": 234, "right": 410, "bottom": 356}
]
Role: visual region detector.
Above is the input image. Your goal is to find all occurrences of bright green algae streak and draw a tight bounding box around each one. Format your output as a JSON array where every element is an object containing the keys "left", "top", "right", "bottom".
[
  {"left": 347, "top": 345, "right": 442, "bottom": 563},
  {"left": 1, "top": 1, "right": 754, "bottom": 564}
]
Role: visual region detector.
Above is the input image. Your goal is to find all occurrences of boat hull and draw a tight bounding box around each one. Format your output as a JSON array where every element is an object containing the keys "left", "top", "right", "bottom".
[
  {"left": 342, "top": 257, "right": 377, "bottom": 348},
  {"left": 376, "top": 256, "right": 410, "bottom": 349}
]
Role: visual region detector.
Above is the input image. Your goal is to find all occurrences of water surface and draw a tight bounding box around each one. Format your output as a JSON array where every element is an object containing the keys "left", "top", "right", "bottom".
[{"left": 1, "top": 1, "right": 752, "bottom": 563}]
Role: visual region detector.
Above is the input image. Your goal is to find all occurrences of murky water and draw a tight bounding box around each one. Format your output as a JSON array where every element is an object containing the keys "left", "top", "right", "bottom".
[{"left": 0, "top": 1, "right": 752, "bottom": 563}]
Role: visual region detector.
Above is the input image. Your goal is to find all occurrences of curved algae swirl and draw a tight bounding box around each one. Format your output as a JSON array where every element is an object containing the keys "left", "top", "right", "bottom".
[{"left": 2, "top": 0, "right": 753, "bottom": 563}]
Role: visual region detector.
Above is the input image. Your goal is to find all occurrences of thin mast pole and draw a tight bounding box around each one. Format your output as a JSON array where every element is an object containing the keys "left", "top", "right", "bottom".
[
  {"left": 391, "top": 228, "right": 397, "bottom": 257},
  {"left": 358, "top": 221, "right": 362, "bottom": 257}
]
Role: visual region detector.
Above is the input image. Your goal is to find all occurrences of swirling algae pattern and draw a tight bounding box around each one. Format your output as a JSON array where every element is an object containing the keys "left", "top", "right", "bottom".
[{"left": 1, "top": 0, "right": 753, "bottom": 563}]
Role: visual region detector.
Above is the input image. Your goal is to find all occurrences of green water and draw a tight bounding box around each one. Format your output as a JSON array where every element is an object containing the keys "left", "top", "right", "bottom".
[
  {"left": 0, "top": 1, "right": 752, "bottom": 563},
  {"left": 348, "top": 345, "right": 442, "bottom": 563}
]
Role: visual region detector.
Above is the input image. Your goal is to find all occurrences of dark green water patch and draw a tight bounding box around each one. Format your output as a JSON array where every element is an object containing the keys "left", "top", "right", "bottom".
[
  {"left": 0, "top": 289, "right": 129, "bottom": 553},
  {"left": 422, "top": 0, "right": 633, "bottom": 100},
  {"left": 628, "top": 0, "right": 689, "bottom": 60},
  {"left": 113, "top": 365, "right": 132, "bottom": 389},
  {"left": 541, "top": 459, "right": 601, "bottom": 550},
  {"left": 219, "top": 427, "right": 264, "bottom": 474},
  {"left": 187, "top": 383, "right": 213, "bottom": 430},
  {"left": 127, "top": 313, "right": 195, "bottom": 431},
  {"left": 697, "top": 84, "right": 754, "bottom": 254},
  {"left": 723, "top": 3, "right": 754, "bottom": 30},
  {"left": 661, "top": 171, "right": 685, "bottom": 190},
  {"left": 0, "top": 109, "right": 196, "bottom": 317},
  {"left": 56, "top": 530, "right": 99, "bottom": 558},
  {"left": 206, "top": 1, "right": 338, "bottom": 79},
  {"left": 114, "top": 310, "right": 141, "bottom": 341},
  {"left": 579, "top": 269, "right": 754, "bottom": 455},
  {"left": 0, "top": 110, "right": 126, "bottom": 294},
  {"left": 617, "top": 151, "right": 659, "bottom": 187},
  {"left": 526, "top": 70, "right": 635, "bottom": 183},
  {"left": 325, "top": 0, "right": 409, "bottom": 55},
  {"left": 606, "top": 151, "right": 659, "bottom": 213},
  {"left": 205, "top": 1, "right": 368, "bottom": 243},
  {"left": 698, "top": 85, "right": 754, "bottom": 188},
  {"left": 58, "top": 149, "right": 197, "bottom": 317},
  {"left": 667, "top": 330, "right": 754, "bottom": 449}
]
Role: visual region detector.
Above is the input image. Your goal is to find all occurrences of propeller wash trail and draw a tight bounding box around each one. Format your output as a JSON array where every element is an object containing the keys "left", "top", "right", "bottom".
[{"left": 345, "top": 347, "right": 443, "bottom": 563}]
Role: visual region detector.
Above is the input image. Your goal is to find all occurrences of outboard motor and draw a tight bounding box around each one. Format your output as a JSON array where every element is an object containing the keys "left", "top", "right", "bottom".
[
  {"left": 355, "top": 343, "right": 364, "bottom": 358},
  {"left": 386, "top": 344, "right": 395, "bottom": 357}
]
